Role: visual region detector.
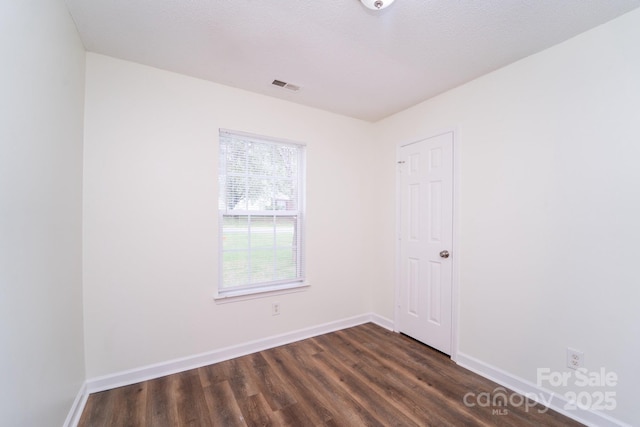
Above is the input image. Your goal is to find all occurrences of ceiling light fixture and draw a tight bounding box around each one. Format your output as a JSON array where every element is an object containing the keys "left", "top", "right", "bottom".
[{"left": 360, "top": 0, "right": 395, "bottom": 10}]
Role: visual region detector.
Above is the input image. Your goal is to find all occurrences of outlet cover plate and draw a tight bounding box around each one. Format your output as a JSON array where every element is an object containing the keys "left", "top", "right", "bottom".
[{"left": 567, "top": 347, "right": 584, "bottom": 370}]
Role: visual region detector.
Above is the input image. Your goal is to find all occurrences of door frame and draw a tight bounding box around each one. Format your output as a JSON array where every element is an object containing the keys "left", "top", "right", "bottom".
[{"left": 394, "top": 128, "right": 460, "bottom": 362}]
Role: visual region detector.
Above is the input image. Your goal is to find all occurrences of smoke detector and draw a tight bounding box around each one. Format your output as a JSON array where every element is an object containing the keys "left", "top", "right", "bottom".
[{"left": 360, "top": 0, "right": 395, "bottom": 10}]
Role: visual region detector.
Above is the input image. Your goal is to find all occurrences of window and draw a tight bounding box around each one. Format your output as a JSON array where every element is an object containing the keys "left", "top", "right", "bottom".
[{"left": 218, "top": 129, "right": 305, "bottom": 297}]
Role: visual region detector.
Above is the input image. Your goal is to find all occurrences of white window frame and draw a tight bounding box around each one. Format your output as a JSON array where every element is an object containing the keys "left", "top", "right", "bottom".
[{"left": 215, "top": 129, "right": 307, "bottom": 301}]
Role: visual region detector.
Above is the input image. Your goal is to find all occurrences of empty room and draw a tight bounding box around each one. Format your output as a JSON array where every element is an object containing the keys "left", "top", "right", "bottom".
[{"left": 2, "top": 0, "right": 640, "bottom": 426}]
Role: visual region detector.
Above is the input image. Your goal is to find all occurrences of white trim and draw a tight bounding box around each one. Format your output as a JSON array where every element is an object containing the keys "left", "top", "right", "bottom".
[
  {"left": 394, "top": 128, "right": 460, "bottom": 361},
  {"left": 85, "top": 313, "right": 389, "bottom": 394},
  {"left": 72, "top": 316, "right": 629, "bottom": 427},
  {"left": 456, "top": 352, "right": 631, "bottom": 427},
  {"left": 450, "top": 126, "right": 461, "bottom": 362},
  {"left": 218, "top": 130, "right": 306, "bottom": 296},
  {"left": 394, "top": 142, "right": 402, "bottom": 334},
  {"left": 63, "top": 382, "right": 88, "bottom": 427},
  {"left": 219, "top": 128, "right": 306, "bottom": 147},
  {"left": 370, "top": 313, "right": 394, "bottom": 331},
  {"left": 214, "top": 282, "right": 310, "bottom": 303}
]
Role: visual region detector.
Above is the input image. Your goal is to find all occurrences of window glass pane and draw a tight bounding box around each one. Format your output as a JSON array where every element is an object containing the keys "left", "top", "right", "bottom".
[
  {"left": 274, "top": 145, "right": 298, "bottom": 178},
  {"left": 218, "top": 174, "right": 227, "bottom": 211},
  {"left": 246, "top": 178, "right": 273, "bottom": 211},
  {"left": 222, "top": 215, "right": 248, "bottom": 250},
  {"left": 227, "top": 140, "right": 247, "bottom": 173},
  {"left": 276, "top": 248, "right": 297, "bottom": 281},
  {"left": 274, "top": 178, "right": 296, "bottom": 210},
  {"left": 222, "top": 250, "right": 249, "bottom": 288},
  {"left": 247, "top": 142, "right": 273, "bottom": 176},
  {"left": 275, "top": 216, "right": 296, "bottom": 246},
  {"left": 250, "top": 215, "right": 274, "bottom": 249},
  {"left": 225, "top": 175, "right": 248, "bottom": 211},
  {"left": 250, "top": 249, "right": 275, "bottom": 283}
]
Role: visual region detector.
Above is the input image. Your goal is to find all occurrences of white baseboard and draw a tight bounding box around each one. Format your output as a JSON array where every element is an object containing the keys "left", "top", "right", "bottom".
[
  {"left": 73, "top": 317, "right": 630, "bottom": 427},
  {"left": 86, "top": 313, "right": 391, "bottom": 394},
  {"left": 456, "top": 352, "right": 630, "bottom": 427},
  {"left": 63, "top": 382, "right": 88, "bottom": 427},
  {"left": 370, "top": 313, "right": 394, "bottom": 330}
]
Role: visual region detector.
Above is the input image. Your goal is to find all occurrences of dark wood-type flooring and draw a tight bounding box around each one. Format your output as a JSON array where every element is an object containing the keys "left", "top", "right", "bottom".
[{"left": 79, "top": 323, "right": 583, "bottom": 426}]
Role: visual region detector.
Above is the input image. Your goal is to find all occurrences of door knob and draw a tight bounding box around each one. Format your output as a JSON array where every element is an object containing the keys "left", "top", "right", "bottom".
[{"left": 439, "top": 250, "right": 450, "bottom": 258}]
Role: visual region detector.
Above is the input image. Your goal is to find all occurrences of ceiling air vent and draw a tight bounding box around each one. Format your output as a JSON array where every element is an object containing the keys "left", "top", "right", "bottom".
[{"left": 272, "top": 79, "right": 301, "bottom": 92}]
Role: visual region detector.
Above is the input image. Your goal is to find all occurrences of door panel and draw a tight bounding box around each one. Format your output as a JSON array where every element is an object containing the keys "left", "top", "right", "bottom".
[{"left": 398, "top": 132, "right": 453, "bottom": 354}]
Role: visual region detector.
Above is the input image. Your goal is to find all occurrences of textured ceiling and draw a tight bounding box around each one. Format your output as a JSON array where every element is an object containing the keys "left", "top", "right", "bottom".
[{"left": 65, "top": 0, "right": 640, "bottom": 122}]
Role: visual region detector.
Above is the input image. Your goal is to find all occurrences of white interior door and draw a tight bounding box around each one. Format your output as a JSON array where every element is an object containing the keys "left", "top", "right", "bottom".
[{"left": 397, "top": 132, "right": 453, "bottom": 355}]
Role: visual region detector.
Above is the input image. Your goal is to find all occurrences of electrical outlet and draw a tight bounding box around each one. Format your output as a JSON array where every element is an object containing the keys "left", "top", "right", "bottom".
[
  {"left": 272, "top": 302, "right": 280, "bottom": 316},
  {"left": 567, "top": 348, "right": 584, "bottom": 370}
]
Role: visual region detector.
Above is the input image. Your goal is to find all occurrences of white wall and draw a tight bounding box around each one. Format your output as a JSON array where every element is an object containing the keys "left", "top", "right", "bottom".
[
  {"left": 375, "top": 9, "right": 640, "bottom": 425},
  {"left": 82, "top": 53, "right": 382, "bottom": 377},
  {"left": 0, "top": 1, "right": 86, "bottom": 425}
]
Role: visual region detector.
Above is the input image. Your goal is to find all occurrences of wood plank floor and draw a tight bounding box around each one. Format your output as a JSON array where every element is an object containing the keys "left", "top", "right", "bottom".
[{"left": 79, "top": 323, "right": 583, "bottom": 426}]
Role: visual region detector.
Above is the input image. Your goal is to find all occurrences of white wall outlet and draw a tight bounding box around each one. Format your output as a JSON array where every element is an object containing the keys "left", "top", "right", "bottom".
[
  {"left": 272, "top": 302, "right": 280, "bottom": 316},
  {"left": 567, "top": 347, "right": 584, "bottom": 370}
]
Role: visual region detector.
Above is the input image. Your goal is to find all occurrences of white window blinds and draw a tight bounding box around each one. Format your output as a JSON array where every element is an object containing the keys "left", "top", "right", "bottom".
[{"left": 218, "top": 129, "right": 305, "bottom": 294}]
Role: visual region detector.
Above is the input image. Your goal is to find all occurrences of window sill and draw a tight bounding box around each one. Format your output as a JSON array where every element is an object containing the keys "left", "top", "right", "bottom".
[{"left": 213, "top": 282, "right": 310, "bottom": 304}]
